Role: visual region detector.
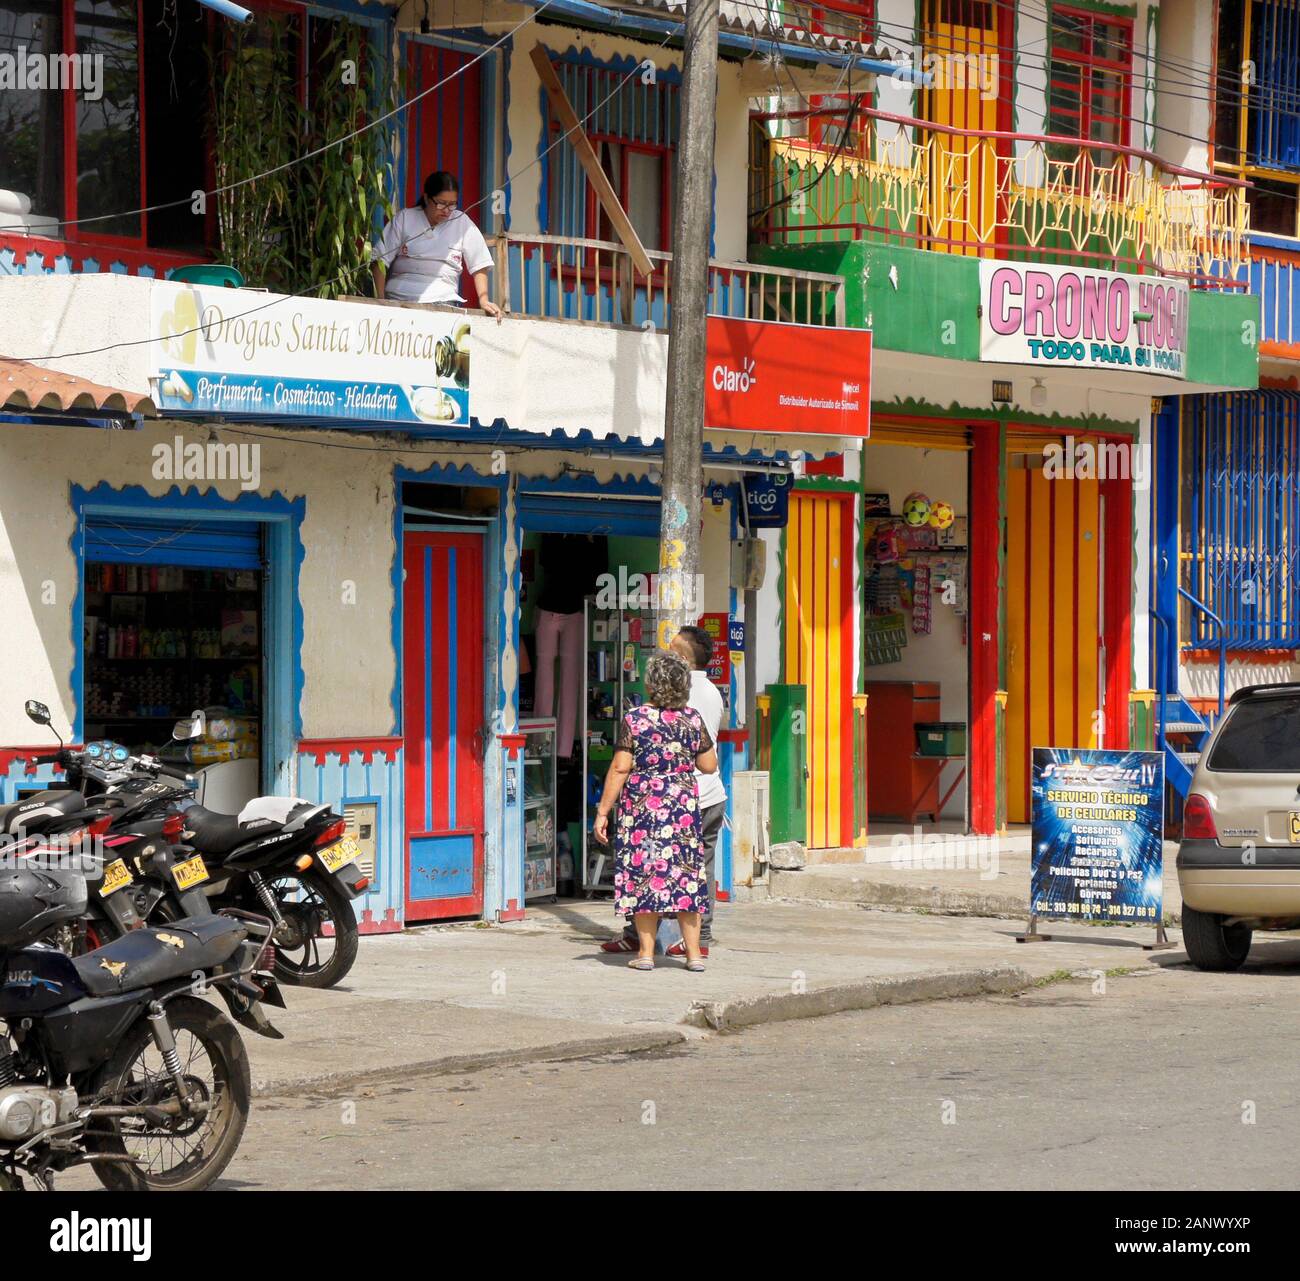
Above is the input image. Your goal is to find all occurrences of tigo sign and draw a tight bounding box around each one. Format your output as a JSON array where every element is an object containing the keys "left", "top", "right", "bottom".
[
  {"left": 979, "top": 263, "right": 1188, "bottom": 380},
  {"left": 704, "top": 317, "right": 871, "bottom": 437}
]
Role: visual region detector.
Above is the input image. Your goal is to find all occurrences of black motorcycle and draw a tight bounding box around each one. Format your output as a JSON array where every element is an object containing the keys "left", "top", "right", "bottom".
[
  {"left": 21, "top": 702, "right": 366, "bottom": 989},
  {"left": 0, "top": 850, "right": 282, "bottom": 1191}
]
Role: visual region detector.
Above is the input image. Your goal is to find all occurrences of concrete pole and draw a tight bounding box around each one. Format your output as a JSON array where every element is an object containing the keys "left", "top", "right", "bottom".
[{"left": 655, "top": 0, "right": 720, "bottom": 649}]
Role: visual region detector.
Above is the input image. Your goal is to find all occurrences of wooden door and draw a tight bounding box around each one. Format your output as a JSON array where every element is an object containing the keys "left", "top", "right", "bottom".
[
  {"left": 402, "top": 530, "right": 485, "bottom": 921},
  {"left": 923, "top": 1, "right": 1001, "bottom": 256},
  {"left": 405, "top": 40, "right": 486, "bottom": 300},
  {"left": 1005, "top": 465, "right": 1107, "bottom": 824},
  {"left": 783, "top": 492, "right": 855, "bottom": 849}
]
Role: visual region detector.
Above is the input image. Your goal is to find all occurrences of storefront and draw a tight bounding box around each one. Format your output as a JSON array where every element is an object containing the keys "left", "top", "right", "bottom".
[{"left": 0, "top": 275, "right": 868, "bottom": 925}]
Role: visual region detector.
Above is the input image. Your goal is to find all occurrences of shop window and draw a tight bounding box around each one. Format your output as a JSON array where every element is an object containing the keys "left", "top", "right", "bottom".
[
  {"left": 0, "top": 0, "right": 207, "bottom": 248},
  {"left": 544, "top": 57, "right": 679, "bottom": 254},
  {"left": 1045, "top": 6, "right": 1133, "bottom": 174},
  {"left": 1213, "top": 0, "right": 1300, "bottom": 238},
  {"left": 83, "top": 561, "right": 264, "bottom": 771}
]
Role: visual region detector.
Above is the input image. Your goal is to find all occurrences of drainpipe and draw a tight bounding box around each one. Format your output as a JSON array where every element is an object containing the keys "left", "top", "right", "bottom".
[
  {"left": 194, "top": 0, "right": 253, "bottom": 22},
  {"left": 514, "top": 0, "right": 927, "bottom": 82}
]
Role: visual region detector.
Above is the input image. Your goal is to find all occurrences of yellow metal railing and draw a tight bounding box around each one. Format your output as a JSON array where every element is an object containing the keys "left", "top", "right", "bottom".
[{"left": 750, "top": 112, "right": 1251, "bottom": 286}]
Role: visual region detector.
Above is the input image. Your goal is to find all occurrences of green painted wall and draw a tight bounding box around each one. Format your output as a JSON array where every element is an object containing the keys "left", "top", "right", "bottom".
[
  {"left": 1185, "top": 290, "right": 1260, "bottom": 390},
  {"left": 751, "top": 241, "right": 1261, "bottom": 391}
]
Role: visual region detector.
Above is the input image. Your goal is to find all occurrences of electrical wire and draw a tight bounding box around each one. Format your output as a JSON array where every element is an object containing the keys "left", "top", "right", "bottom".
[{"left": 723, "top": 0, "right": 1300, "bottom": 119}]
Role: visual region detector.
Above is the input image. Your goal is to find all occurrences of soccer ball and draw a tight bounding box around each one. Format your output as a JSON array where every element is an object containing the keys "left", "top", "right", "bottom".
[
  {"left": 901, "top": 492, "right": 930, "bottom": 527},
  {"left": 928, "top": 499, "right": 955, "bottom": 530}
]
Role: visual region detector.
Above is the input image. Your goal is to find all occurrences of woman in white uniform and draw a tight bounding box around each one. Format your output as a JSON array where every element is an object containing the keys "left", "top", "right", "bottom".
[{"left": 371, "top": 170, "right": 502, "bottom": 317}]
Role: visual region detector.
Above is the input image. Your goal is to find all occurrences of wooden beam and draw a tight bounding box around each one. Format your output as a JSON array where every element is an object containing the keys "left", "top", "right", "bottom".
[{"left": 530, "top": 44, "right": 655, "bottom": 279}]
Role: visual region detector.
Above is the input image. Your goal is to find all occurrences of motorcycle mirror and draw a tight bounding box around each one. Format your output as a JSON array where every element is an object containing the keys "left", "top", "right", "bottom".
[{"left": 24, "top": 700, "right": 51, "bottom": 726}]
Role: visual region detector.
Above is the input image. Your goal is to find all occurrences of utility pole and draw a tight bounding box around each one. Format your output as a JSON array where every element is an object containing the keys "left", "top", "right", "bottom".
[{"left": 656, "top": 0, "right": 720, "bottom": 650}]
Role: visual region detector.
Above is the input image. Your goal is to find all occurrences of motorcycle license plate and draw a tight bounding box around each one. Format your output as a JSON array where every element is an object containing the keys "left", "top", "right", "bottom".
[
  {"left": 172, "top": 854, "right": 210, "bottom": 890},
  {"left": 99, "top": 858, "right": 133, "bottom": 897},
  {"left": 317, "top": 837, "right": 361, "bottom": 875}
]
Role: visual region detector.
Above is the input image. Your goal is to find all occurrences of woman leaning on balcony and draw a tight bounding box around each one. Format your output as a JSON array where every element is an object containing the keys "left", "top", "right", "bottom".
[{"left": 371, "top": 170, "right": 502, "bottom": 318}]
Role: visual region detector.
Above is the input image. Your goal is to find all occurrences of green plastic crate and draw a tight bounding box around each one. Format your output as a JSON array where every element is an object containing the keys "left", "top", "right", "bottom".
[{"left": 916, "top": 722, "right": 966, "bottom": 757}]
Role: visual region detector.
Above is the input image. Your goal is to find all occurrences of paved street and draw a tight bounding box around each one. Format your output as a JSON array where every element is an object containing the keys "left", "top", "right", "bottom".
[{"left": 187, "top": 949, "right": 1300, "bottom": 1191}]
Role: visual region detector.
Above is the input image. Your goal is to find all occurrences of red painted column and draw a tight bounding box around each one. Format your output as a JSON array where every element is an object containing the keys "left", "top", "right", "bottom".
[{"left": 969, "top": 426, "right": 1001, "bottom": 835}]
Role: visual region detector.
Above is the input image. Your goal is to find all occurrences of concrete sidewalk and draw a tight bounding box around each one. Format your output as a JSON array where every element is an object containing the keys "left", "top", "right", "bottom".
[
  {"left": 772, "top": 838, "right": 1185, "bottom": 922},
  {"left": 243, "top": 897, "right": 1190, "bottom": 1097}
]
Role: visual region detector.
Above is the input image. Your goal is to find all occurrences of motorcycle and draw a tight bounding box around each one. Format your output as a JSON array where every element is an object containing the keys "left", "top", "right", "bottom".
[
  {"left": 0, "top": 848, "right": 282, "bottom": 1191},
  {"left": 20, "top": 702, "right": 367, "bottom": 989}
]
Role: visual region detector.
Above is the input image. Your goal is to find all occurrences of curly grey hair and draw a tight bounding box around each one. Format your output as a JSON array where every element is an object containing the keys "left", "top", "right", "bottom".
[{"left": 644, "top": 650, "right": 692, "bottom": 709}]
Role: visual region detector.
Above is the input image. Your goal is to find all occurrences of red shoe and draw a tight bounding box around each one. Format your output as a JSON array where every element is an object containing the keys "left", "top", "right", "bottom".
[
  {"left": 665, "top": 942, "right": 709, "bottom": 958},
  {"left": 600, "top": 937, "right": 639, "bottom": 953}
]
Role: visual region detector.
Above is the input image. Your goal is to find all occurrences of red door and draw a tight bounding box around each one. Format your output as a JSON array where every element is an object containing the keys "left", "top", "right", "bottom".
[
  {"left": 402, "top": 531, "right": 485, "bottom": 921},
  {"left": 406, "top": 40, "right": 485, "bottom": 302}
]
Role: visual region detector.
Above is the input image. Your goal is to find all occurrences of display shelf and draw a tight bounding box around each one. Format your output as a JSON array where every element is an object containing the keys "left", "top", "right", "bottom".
[{"left": 520, "top": 718, "right": 558, "bottom": 900}]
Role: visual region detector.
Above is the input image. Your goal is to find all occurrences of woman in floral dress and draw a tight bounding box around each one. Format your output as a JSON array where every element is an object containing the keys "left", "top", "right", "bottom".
[{"left": 592, "top": 651, "right": 718, "bottom": 971}]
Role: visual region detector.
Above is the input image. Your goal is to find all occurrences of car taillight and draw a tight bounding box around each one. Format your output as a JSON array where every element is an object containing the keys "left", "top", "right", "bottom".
[
  {"left": 1183, "top": 794, "right": 1218, "bottom": 840},
  {"left": 313, "top": 817, "right": 347, "bottom": 847},
  {"left": 161, "top": 813, "right": 184, "bottom": 840}
]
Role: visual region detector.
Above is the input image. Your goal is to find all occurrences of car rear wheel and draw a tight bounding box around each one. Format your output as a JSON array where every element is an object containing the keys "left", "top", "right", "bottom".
[{"left": 1181, "top": 904, "right": 1253, "bottom": 971}]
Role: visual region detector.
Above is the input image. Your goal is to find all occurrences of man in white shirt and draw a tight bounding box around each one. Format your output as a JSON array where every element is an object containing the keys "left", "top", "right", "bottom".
[{"left": 601, "top": 626, "right": 727, "bottom": 957}]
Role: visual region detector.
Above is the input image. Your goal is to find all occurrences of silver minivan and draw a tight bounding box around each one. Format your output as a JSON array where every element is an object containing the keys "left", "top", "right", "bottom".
[{"left": 1178, "top": 683, "right": 1300, "bottom": 969}]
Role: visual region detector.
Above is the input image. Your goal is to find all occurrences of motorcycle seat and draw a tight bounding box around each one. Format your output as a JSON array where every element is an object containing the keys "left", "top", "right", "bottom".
[
  {"left": 0, "top": 789, "right": 86, "bottom": 836},
  {"left": 73, "top": 915, "right": 248, "bottom": 997},
  {"left": 181, "top": 804, "right": 276, "bottom": 855}
]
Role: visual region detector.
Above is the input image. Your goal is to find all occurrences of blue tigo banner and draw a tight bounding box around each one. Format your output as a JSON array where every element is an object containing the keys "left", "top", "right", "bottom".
[{"left": 1030, "top": 748, "right": 1165, "bottom": 923}]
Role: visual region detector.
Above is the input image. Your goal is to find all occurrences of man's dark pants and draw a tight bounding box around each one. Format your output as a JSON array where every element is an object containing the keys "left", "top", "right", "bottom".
[{"left": 622, "top": 800, "right": 726, "bottom": 947}]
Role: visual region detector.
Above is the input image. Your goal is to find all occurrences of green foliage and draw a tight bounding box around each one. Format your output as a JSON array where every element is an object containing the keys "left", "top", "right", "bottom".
[{"left": 210, "top": 14, "right": 395, "bottom": 297}]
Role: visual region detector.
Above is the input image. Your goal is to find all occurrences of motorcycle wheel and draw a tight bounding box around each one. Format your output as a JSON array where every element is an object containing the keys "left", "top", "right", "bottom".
[
  {"left": 266, "top": 868, "right": 359, "bottom": 989},
  {"left": 86, "top": 995, "right": 250, "bottom": 1192}
]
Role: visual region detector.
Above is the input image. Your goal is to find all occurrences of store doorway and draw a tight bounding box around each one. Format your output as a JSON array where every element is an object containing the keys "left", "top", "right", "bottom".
[
  {"left": 518, "top": 525, "right": 659, "bottom": 899},
  {"left": 861, "top": 434, "right": 971, "bottom": 834},
  {"left": 81, "top": 515, "right": 265, "bottom": 808}
]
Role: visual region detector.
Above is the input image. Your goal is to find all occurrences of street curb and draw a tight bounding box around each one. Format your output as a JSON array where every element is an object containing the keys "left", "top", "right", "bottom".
[
  {"left": 768, "top": 870, "right": 1183, "bottom": 925},
  {"left": 251, "top": 1027, "right": 688, "bottom": 1099},
  {"left": 683, "top": 965, "right": 1032, "bottom": 1032}
]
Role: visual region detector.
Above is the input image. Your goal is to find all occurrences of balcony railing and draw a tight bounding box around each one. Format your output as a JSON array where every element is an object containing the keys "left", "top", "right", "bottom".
[
  {"left": 0, "top": 231, "right": 202, "bottom": 279},
  {"left": 750, "top": 109, "right": 1252, "bottom": 288},
  {"left": 1243, "top": 235, "right": 1300, "bottom": 358},
  {"left": 490, "top": 232, "right": 846, "bottom": 328}
]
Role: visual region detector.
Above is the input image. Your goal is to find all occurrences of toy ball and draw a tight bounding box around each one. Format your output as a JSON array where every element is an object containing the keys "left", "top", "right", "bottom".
[
  {"left": 901, "top": 492, "right": 931, "bottom": 528},
  {"left": 928, "top": 499, "right": 955, "bottom": 530}
]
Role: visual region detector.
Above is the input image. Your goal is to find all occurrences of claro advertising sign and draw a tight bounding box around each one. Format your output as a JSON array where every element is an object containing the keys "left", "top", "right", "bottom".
[
  {"left": 979, "top": 262, "right": 1188, "bottom": 379},
  {"left": 149, "top": 283, "right": 471, "bottom": 425},
  {"left": 704, "top": 317, "right": 872, "bottom": 437}
]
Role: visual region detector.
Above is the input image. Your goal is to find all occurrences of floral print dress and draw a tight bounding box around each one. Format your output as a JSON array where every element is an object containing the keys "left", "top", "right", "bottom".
[{"left": 613, "top": 705, "right": 714, "bottom": 918}]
